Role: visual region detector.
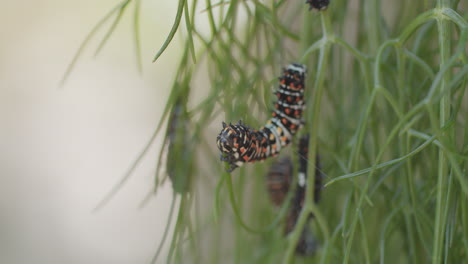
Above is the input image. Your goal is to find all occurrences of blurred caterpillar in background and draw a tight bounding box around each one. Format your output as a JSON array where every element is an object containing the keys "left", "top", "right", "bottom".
[
  {"left": 266, "top": 135, "right": 323, "bottom": 256},
  {"left": 306, "top": 0, "right": 330, "bottom": 10},
  {"left": 166, "top": 97, "right": 193, "bottom": 193},
  {"left": 216, "top": 63, "right": 307, "bottom": 172}
]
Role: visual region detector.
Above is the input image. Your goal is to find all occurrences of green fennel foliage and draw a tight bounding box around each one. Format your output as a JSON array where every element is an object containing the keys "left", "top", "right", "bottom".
[{"left": 67, "top": 0, "right": 468, "bottom": 263}]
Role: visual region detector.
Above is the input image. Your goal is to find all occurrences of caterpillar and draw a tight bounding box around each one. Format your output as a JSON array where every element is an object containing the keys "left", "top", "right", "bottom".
[
  {"left": 297, "top": 135, "right": 323, "bottom": 204},
  {"left": 216, "top": 63, "right": 307, "bottom": 172},
  {"left": 306, "top": 0, "right": 330, "bottom": 10},
  {"left": 266, "top": 135, "right": 323, "bottom": 256},
  {"left": 166, "top": 97, "right": 192, "bottom": 193},
  {"left": 266, "top": 157, "right": 293, "bottom": 206}
]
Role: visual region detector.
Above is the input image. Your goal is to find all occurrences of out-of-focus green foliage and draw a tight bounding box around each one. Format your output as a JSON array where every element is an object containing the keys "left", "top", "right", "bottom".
[{"left": 72, "top": 0, "right": 468, "bottom": 263}]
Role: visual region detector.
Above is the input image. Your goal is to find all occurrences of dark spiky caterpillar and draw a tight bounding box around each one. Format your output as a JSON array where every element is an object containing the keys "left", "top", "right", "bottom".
[
  {"left": 266, "top": 135, "right": 324, "bottom": 256},
  {"left": 306, "top": 0, "right": 330, "bottom": 10},
  {"left": 216, "top": 63, "right": 307, "bottom": 172}
]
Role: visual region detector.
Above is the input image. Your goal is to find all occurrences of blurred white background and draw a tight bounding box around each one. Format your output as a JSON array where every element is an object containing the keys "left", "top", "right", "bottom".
[{"left": 0, "top": 0, "right": 186, "bottom": 263}]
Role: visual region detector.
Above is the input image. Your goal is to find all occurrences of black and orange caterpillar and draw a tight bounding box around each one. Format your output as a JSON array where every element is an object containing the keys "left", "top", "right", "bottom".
[
  {"left": 266, "top": 135, "right": 323, "bottom": 256},
  {"left": 216, "top": 63, "right": 307, "bottom": 172}
]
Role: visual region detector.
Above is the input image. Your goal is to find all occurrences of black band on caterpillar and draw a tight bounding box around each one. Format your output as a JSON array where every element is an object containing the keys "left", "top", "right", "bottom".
[
  {"left": 306, "top": 0, "right": 330, "bottom": 10},
  {"left": 216, "top": 63, "right": 307, "bottom": 172}
]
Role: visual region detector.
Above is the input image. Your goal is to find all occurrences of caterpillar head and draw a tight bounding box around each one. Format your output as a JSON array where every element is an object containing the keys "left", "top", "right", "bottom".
[
  {"left": 217, "top": 122, "right": 233, "bottom": 153},
  {"left": 216, "top": 121, "right": 245, "bottom": 154},
  {"left": 217, "top": 120, "right": 252, "bottom": 153}
]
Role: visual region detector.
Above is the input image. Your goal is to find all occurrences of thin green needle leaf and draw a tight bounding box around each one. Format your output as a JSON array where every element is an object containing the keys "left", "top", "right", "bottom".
[
  {"left": 379, "top": 205, "right": 403, "bottom": 264},
  {"left": 223, "top": 172, "right": 292, "bottom": 234},
  {"left": 184, "top": 0, "right": 197, "bottom": 63},
  {"left": 200, "top": 0, "right": 229, "bottom": 13},
  {"left": 150, "top": 193, "right": 178, "bottom": 264},
  {"left": 59, "top": 0, "right": 131, "bottom": 86},
  {"left": 300, "top": 38, "right": 326, "bottom": 62},
  {"left": 152, "top": 0, "right": 186, "bottom": 62},
  {"left": 325, "top": 136, "right": 436, "bottom": 187},
  {"left": 94, "top": 1, "right": 131, "bottom": 57},
  {"left": 403, "top": 49, "right": 435, "bottom": 79},
  {"left": 133, "top": 0, "right": 143, "bottom": 73},
  {"left": 138, "top": 186, "right": 157, "bottom": 209},
  {"left": 165, "top": 196, "right": 187, "bottom": 264},
  {"left": 153, "top": 137, "right": 170, "bottom": 189},
  {"left": 213, "top": 174, "right": 226, "bottom": 222},
  {"left": 92, "top": 127, "right": 165, "bottom": 212}
]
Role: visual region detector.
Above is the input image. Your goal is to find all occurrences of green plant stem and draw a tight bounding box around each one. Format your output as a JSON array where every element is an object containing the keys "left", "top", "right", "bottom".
[
  {"left": 432, "top": 0, "right": 452, "bottom": 262},
  {"left": 282, "top": 10, "right": 332, "bottom": 264},
  {"left": 365, "top": 0, "right": 380, "bottom": 53}
]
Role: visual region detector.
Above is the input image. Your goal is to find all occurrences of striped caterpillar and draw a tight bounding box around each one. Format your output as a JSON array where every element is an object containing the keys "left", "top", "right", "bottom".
[{"left": 216, "top": 63, "right": 307, "bottom": 172}]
